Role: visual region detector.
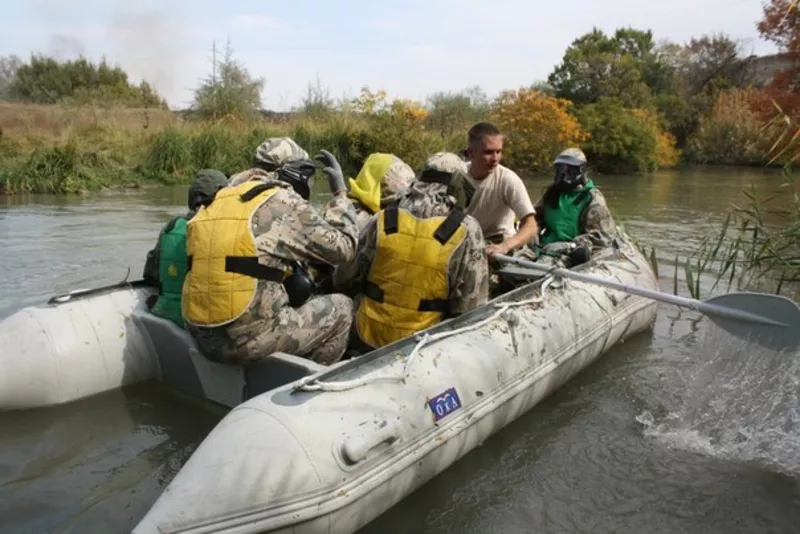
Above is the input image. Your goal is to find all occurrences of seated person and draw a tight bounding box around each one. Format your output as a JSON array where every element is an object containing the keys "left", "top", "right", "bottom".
[
  {"left": 335, "top": 152, "right": 489, "bottom": 352},
  {"left": 463, "top": 122, "right": 539, "bottom": 260},
  {"left": 347, "top": 153, "right": 416, "bottom": 233},
  {"left": 143, "top": 169, "right": 228, "bottom": 327},
  {"left": 530, "top": 148, "right": 616, "bottom": 267},
  {"left": 228, "top": 136, "right": 311, "bottom": 187},
  {"left": 181, "top": 144, "right": 360, "bottom": 366}
]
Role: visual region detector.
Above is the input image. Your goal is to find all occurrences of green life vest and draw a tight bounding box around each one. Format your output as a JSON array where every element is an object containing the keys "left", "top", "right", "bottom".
[
  {"left": 150, "top": 216, "right": 189, "bottom": 328},
  {"left": 540, "top": 180, "right": 595, "bottom": 246}
]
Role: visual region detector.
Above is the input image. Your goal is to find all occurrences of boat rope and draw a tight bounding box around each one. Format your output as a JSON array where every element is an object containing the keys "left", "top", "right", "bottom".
[{"left": 294, "top": 276, "right": 555, "bottom": 393}]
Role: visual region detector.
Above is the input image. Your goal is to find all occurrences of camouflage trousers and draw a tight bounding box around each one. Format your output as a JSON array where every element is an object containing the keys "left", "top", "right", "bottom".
[{"left": 187, "top": 289, "right": 354, "bottom": 366}]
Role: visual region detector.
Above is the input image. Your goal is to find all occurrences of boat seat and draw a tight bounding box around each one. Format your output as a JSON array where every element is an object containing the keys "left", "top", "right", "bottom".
[{"left": 130, "top": 310, "right": 325, "bottom": 408}]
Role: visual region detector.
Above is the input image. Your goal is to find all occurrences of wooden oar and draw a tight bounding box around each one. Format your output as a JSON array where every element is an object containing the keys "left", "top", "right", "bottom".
[{"left": 495, "top": 253, "right": 800, "bottom": 352}]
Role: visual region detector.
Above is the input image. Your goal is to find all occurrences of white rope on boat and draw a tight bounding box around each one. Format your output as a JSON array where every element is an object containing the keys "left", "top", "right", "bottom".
[{"left": 294, "top": 276, "right": 555, "bottom": 393}]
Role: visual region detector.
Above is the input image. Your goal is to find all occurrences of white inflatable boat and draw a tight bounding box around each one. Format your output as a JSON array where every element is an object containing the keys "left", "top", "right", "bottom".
[
  {"left": 125, "top": 235, "right": 659, "bottom": 534},
  {"left": 0, "top": 275, "right": 329, "bottom": 411}
]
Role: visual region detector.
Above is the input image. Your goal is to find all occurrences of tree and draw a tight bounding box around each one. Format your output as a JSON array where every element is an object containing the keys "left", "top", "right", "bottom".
[
  {"left": 758, "top": 0, "right": 800, "bottom": 54},
  {"left": 682, "top": 33, "right": 746, "bottom": 94},
  {"left": 191, "top": 39, "right": 265, "bottom": 121},
  {"left": 490, "top": 88, "right": 589, "bottom": 172},
  {"left": 5, "top": 54, "right": 166, "bottom": 107},
  {"left": 425, "top": 86, "right": 490, "bottom": 137},
  {"left": 0, "top": 55, "right": 22, "bottom": 100},
  {"left": 298, "top": 76, "right": 336, "bottom": 119},
  {"left": 685, "top": 88, "right": 764, "bottom": 165},
  {"left": 546, "top": 27, "right": 664, "bottom": 108},
  {"left": 757, "top": 0, "right": 800, "bottom": 118},
  {"left": 577, "top": 97, "right": 678, "bottom": 173}
]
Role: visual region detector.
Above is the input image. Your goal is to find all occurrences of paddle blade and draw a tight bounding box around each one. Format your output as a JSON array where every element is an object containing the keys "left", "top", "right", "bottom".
[{"left": 704, "top": 292, "right": 800, "bottom": 352}]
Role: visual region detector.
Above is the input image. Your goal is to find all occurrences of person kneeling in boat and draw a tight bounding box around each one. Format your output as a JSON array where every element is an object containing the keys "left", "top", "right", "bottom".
[
  {"left": 335, "top": 152, "right": 489, "bottom": 352},
  {"left": 181, "top": 147, "right": 360, "bottom": 366},
  {"left": 142, "top": 169, "right": 229, "bottom": 328},
  {"left": 529, "top": 148, "right": 616, "bottom": 268},
  {"left": 347, "top": 153, "right": 416, "bottom": 233}
]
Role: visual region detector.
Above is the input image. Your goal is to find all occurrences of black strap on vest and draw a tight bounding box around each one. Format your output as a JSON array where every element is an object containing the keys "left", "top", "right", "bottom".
[
  {"left": 363, "top": 281, "right": 448, "bottom": 313},
  {"left": 419, "top": 168, "right": 452, "bottom": 186},
  {"left": 239, "top": 182, "right": 274, "bottom": 202},
  {"left": 383, "top": 203, "right": 399, "bottom": 234},
  {"left": 572, "top": 188, "right": 593, "bottom": 206},
  {"left": 186, "top": 255, "right": 284, "bottom": 282},
  {"left": 382, "top": 204, "right": 465, "bottom": 245},
  {"left": 433, "top": 209, "right": 465, "bottom": 245},
  {"left": 224, "top": 257, "right": 285, "bottom": 281}
]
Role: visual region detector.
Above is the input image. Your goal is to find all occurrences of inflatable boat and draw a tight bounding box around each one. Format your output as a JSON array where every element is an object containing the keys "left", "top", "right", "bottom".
[{"left": 126, "top": 235, "right": 656, "bottom": 534}]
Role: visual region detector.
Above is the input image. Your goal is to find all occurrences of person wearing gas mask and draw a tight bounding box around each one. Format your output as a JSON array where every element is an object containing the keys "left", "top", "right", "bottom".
[
  {"left": 532, "top": 148, "right": 615, "bottom": 267},
  {"left": 226, "top": 136, "right": 310, "bottom": 187},
  {"left": 180, "top": 137, "right": 359, "bottom": 366},
  {"left": 335, "top": 152, "right": 489, "bottom": 353},
  {"left": 346, "top": 153, "right": 416, "bottom": 233}
]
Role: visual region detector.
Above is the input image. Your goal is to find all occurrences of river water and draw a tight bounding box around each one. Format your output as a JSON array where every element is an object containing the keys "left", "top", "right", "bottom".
[{"left": 1, "top": 166, "right": 799, "bottom": 533}]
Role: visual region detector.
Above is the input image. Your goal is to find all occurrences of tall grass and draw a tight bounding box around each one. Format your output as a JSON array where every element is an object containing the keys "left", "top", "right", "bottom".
[
  {"left": 686, "top": 103, "right": 800, "bottom": 298},
  {"left": 0, "top": 103, "right": 465, "bottom": 194}
]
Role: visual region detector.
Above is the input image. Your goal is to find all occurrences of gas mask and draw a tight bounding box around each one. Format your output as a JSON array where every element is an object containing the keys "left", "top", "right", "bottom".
[
  {"left": 277, "top": 159, "right": 317, "bottom": 200},
  {"left": 553, "top": 162, "right": 585, "bottom": 193}
]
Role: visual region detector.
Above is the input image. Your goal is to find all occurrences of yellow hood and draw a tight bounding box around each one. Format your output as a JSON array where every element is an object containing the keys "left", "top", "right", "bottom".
[{"left": 347, "top": 153, "right": 394, "bottom": 215}]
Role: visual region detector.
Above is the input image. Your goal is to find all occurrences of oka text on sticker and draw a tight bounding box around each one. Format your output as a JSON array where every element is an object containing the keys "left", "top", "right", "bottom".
[{"left": 428, "top": 387, "right": 462, "bottom": 422}]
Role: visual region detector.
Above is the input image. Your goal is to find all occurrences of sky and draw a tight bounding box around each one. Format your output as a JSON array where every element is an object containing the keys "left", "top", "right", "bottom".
[{"left": 0, "top": 0, "right": 779, "bottom": 111}]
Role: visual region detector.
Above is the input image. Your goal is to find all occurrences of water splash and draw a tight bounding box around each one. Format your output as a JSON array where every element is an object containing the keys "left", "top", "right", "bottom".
[{"left": 638, "top": 325, "right": 800, "bottom": 475}]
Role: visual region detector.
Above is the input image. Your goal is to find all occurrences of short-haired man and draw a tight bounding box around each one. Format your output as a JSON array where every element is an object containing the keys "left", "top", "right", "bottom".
[{"left": 464, "top": 122, "right": 539, "bottom": 259}]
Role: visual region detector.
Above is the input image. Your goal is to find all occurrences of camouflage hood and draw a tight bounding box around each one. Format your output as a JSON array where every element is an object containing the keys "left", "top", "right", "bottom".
[
  {"left": 418, "top": 152, "right": 475, "bottom": 211},
  {"left": 228, "top": 167, "right": 274, "bottom": 187},
  {"left": 253, "top": 137, "right": 310, "bottom": 171},
  {"left": 226, "top": 170, "right": 293, "bottom": 193}
]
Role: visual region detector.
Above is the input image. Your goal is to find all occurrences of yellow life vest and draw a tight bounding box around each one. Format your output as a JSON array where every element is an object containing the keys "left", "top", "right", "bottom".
[
  {"left": 181, "top": 181, "right": 287, "bottom": 328},
  {"left": 355, "top": 204, "right": 467, "bottom": 349}
]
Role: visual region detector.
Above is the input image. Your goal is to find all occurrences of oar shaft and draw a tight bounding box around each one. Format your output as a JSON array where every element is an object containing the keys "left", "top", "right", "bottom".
[
  {"left": 496, "top": 254, "right": 788, "bottom": 328},
  {"left": 499, "top": 254, "right": 701, "bottom": 307}
]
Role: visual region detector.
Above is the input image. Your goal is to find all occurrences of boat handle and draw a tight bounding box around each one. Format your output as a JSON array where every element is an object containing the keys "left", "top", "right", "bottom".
[{"left": 340, "top": 424, "right": 399, "bottom": 465}]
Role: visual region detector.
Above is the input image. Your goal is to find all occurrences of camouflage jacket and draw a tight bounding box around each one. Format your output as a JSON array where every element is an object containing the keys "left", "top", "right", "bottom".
[
  {"left": 249, "top": 177, "right": 359, "bottom": 269},
  {"left": 334, "top": 181, "right": 489, "bottom": 316},
  {"left": 534, "top": 186, "right": 616, "bottom": 250}
]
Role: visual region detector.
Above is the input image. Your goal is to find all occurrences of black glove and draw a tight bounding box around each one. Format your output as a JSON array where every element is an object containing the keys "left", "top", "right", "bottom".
[{"left": 314, "top": 149, "right": 346, "bottom": 195}]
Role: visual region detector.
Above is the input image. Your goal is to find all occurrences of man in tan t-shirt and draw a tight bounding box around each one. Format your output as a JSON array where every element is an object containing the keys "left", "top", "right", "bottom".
[{"left": 464, "top": 122, "right": 539, "bottom": 260}]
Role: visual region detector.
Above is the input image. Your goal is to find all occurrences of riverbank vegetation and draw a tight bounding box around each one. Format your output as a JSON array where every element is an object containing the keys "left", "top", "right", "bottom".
[
  {"left": 0, "top": 1, "right": 797, "bottom": 194},
  {"left": 683, "top": 0, "right": 800, "bottom": 298}
]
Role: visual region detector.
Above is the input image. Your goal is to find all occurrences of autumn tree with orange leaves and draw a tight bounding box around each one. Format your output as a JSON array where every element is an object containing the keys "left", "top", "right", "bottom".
[
  {"left": 756, "top": 0, "right": 800, "bottom": 118},
  {"left": 491, "top": 88, "right": 590, "bottom": 172}
]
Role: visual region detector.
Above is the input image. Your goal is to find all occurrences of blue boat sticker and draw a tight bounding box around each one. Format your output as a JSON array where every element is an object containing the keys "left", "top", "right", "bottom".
[{"left": 428, "top": 387, "right": 462, "bottom": 422}]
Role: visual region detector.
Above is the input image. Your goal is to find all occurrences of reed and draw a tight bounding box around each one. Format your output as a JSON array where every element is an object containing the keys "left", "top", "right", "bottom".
[{"left": 686, "top": 103, "right": 800, "bottom": 298}]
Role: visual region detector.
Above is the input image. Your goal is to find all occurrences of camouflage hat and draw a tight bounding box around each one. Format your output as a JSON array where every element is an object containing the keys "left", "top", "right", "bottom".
[
  {"left": 188, "top": 169, "right": 228, "bottom": 210},
  {"left": 419, "top": 152, "right": 474, "bottom": 211},
  {"left": 421, "top": 151, "right": 468, "bottom": 175},
  {"left": 554, "top": 147, "right": 587, "bottom": 167},
  {"left": 253, "top": 137, "right": 310, "bottom": 171}
]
